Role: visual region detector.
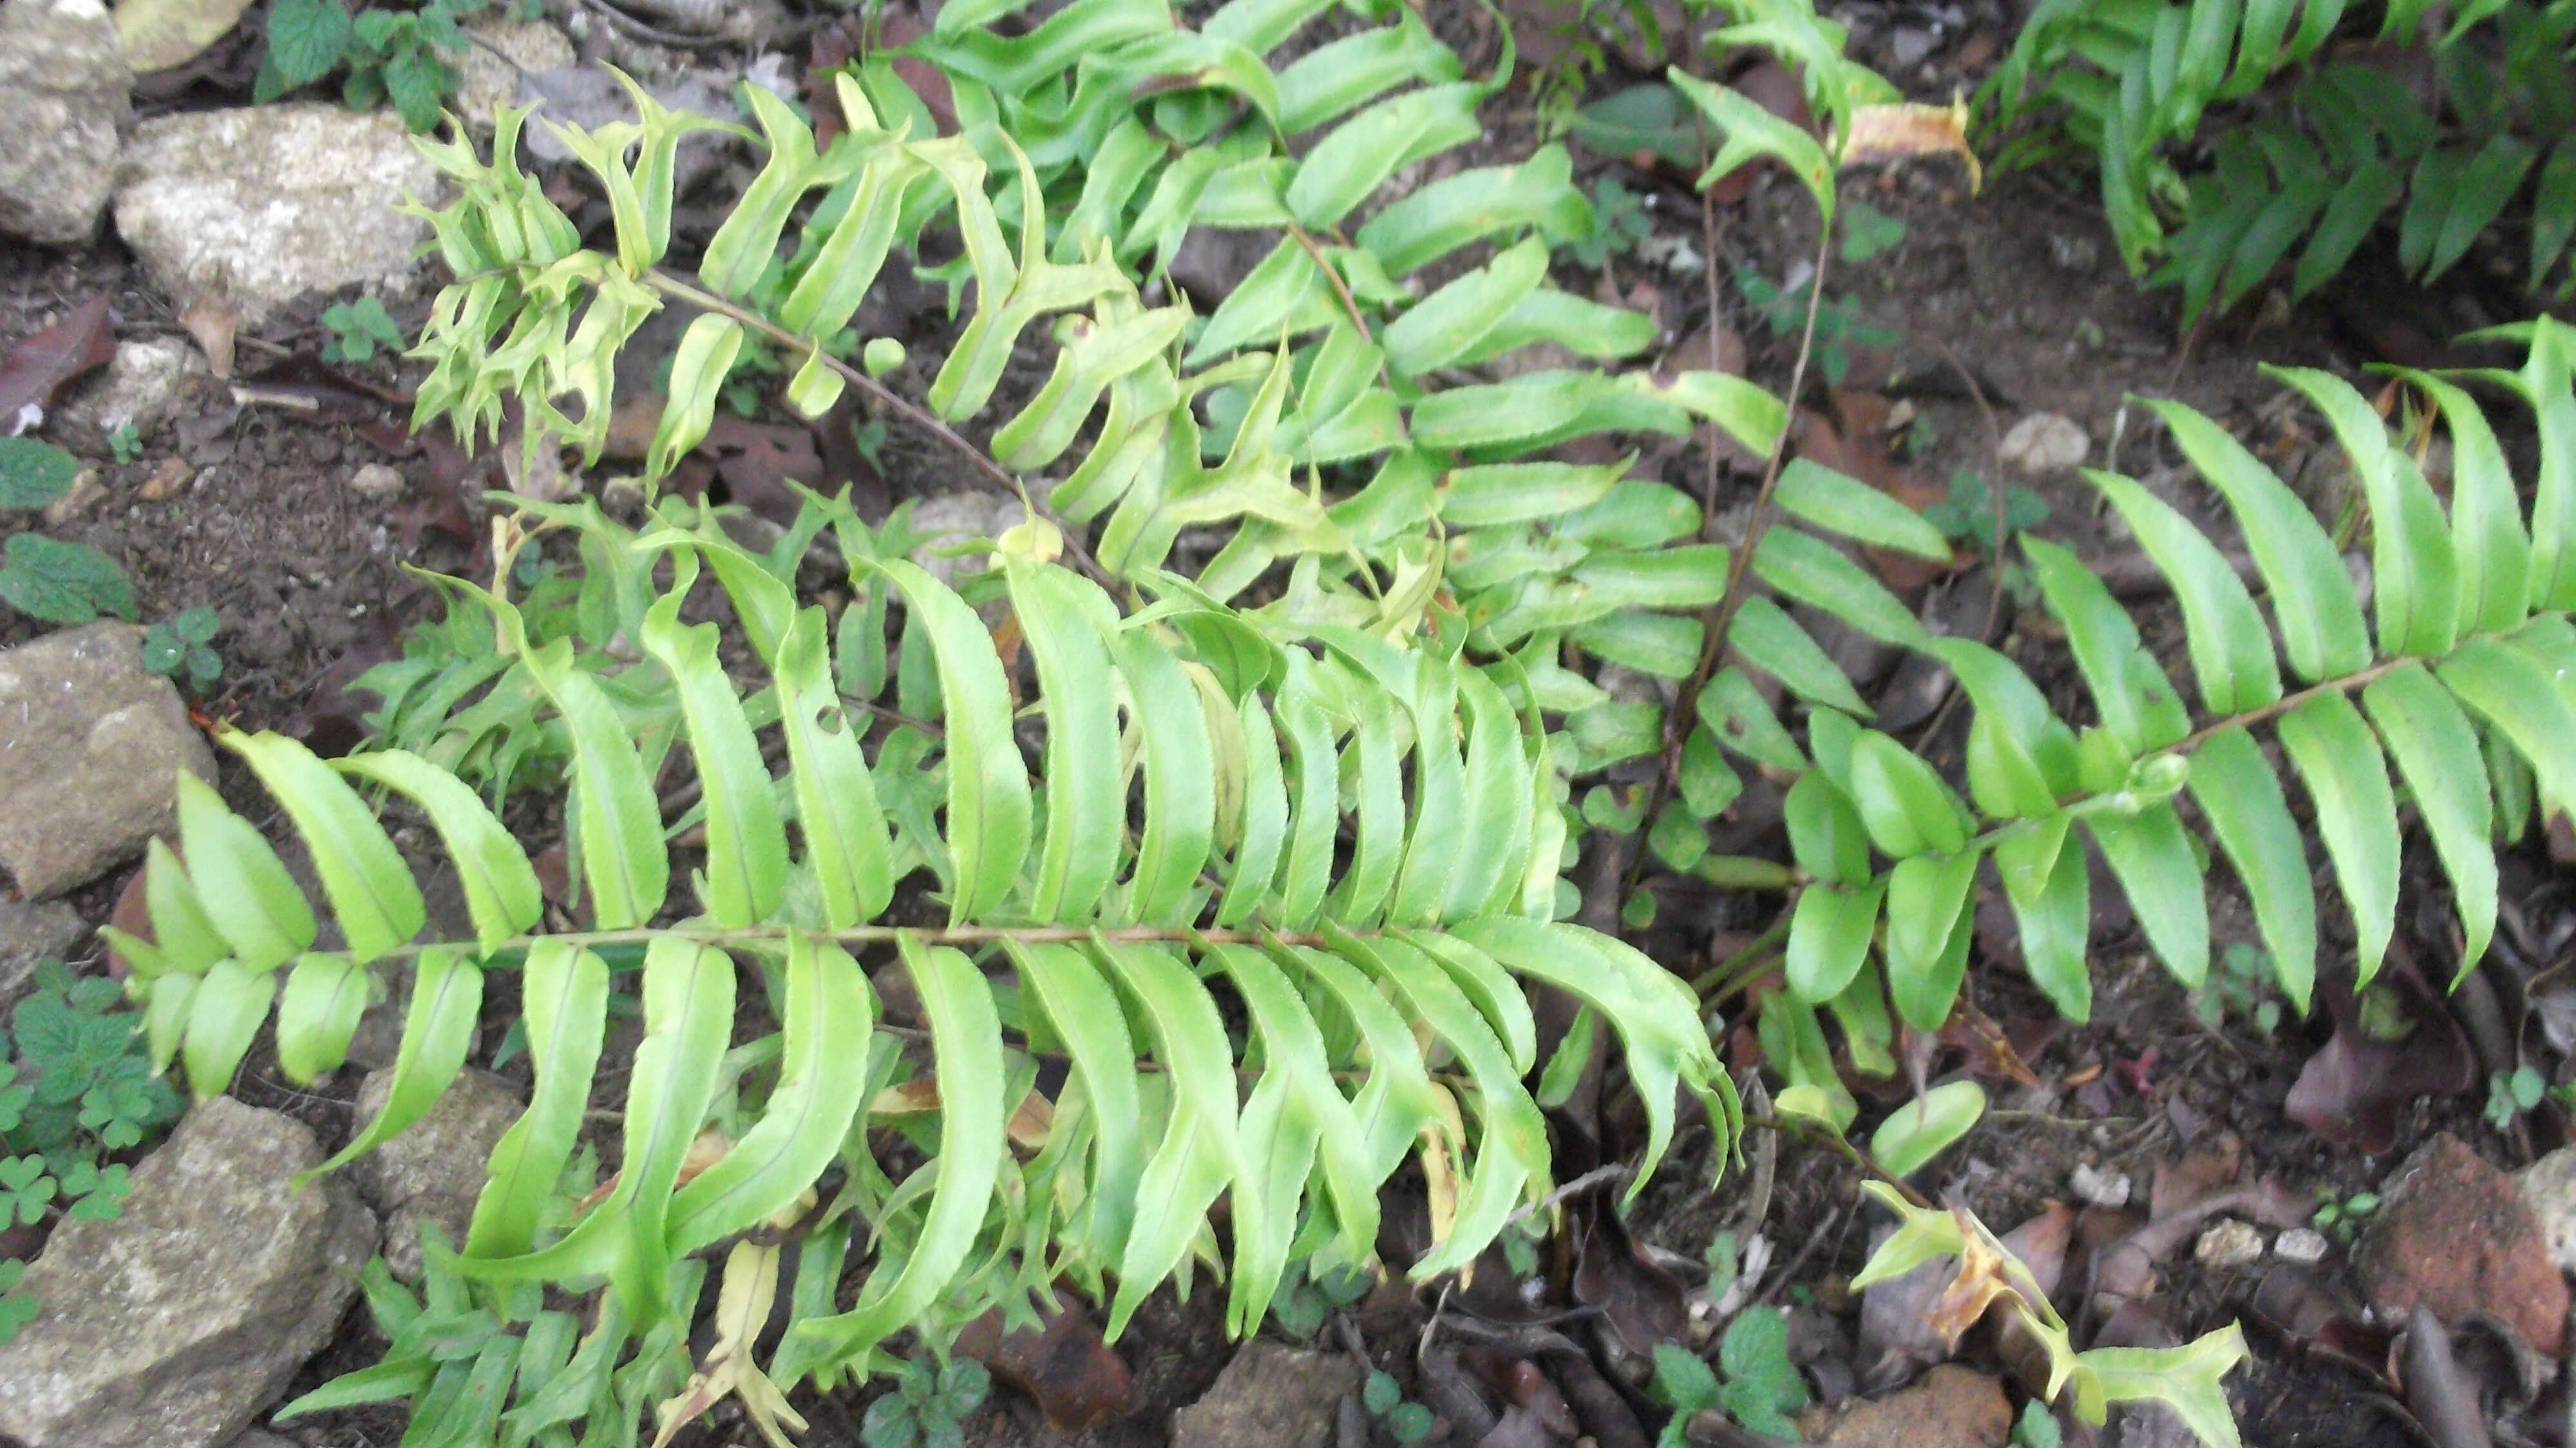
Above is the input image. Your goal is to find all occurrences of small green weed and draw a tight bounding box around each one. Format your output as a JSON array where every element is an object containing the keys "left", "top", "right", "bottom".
[
  {"left": 1921, "top": 470, "right": 2050, "bottom": 551},
  {"left": 1650, "top": 1308, "right": 1808, "bottom": 1443},
  {"left": 1361, "top": 1369, "right": 1435, "bottom": 1444},
  {"left": 0, "top": 439, "right": 134, "bottom": 625},
  {"left": 2311, "top": 1188, "right": 2379, "bottom": 1244},
  {"left": 1736, "top": 267, "right": 1899, "bottom": 386},
  {"left": 143, "top": 608, "right": 223, "bottom": 689},
  {"left": 2191, "top": 942, "right": 2282, "bottom": 1038},
  {"left": 0, "top": 960, "right": 187, "bottom": 1342},
  {"left": 106, "top": 424, "right": 140, "bottom": 465},
  {"left": 1569, "top": 176, "right": 1657, "bottom": 269},
  {"left": 320, "top": 296, "right": 406, "bottom": 365},
  {"left": 2015, "top": 1398, "right": 2064, "bottom": 1448},
  {"left": 1265, "top": 1257, "right": 1373, "bottom": 1339},
  {"left": 1839, "top": 200, "right": 1908, "bottom": 263},
  {"left": 2487, "top": 1065, "right": 2548, "bottom": 1131},
  {"left": 260, "top": 0, "right": 540, "bottom": 133},
  {"left": 860, "top": 1357, "right": 990, "bottom": 1448}
]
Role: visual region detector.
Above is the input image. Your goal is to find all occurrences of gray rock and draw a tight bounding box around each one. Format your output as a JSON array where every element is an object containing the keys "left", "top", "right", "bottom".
[
  {"left": 114, "top": 105, "right": 439, "bottom": 322},
  {"left": 451, "top": 17, "right": 576, "bottom": 124},
  {"left": 56, "top": 338, "right": 216, "bottom": 453},
  {"left": 0, "top": 622, "right": 217, "bottom": 900},
  {"left": 904, "top": 491, "right": 1027, "bottom": 591},
  {"left": 0, "top": 1096, "right": 379, "bottom": 1448},
  {"left": 1170, "top": 1341, "right": 1360, "bottom": 1448},
  {"left": 2192, "top": 1218, "right": 2264, "bottom": 1268},
  {"left": 346, "top": 462, "right": 406, "bottom": 501},
  {"left": 2516, "top": 1142, "right": 2576, "bottom": 1274},
  {"left": 0, "top": 0, "right": 129, "bottom": 245},
  {"left": 0, "top": 898, "right": 86, "bottom": 1013},
  {"left": 350, "top": 1065, "right": 520, "bottom": 1282}
]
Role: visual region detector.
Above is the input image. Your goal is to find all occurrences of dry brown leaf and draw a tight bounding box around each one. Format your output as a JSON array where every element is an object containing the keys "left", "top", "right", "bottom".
[
  {"left": 955, "top": 1300, "right": 1134, "bottom": 1431},
  {"left": 178, "top": 284, "right": 239, "bottom": 379},
  {"left": 651, "top": 1241, "right": 806, "bottom": 1448},
  {"left": 1838, "top": 100, "right": 1982, "bottom": 191},
  {"left": 1, "top": 294, "right": 117, "bottom": 437}
]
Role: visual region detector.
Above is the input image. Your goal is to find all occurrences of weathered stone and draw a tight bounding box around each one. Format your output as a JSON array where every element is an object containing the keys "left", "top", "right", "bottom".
[
  {"left": 0, "top": 622, "right": 216, "bottom": 900},
  {"left": 451, "top": 17, "right": 575, "bottom": 123},
  {"left": 351, "top": 1065, "right": 520, "bottom": 1282},
  {"left": 0, "top": 898, "right": 85, "bottom": 1013},
  {"left": 0, "top": 1096, "right": 379, "bottom": 1448},
  {"left": 2192, "top": 1219, "right": 2263, "bottom": 1268},
  {"left": 2000, "top": 412, "right": 2088, "bottom": 477},
  {"left": 345, "top": 462, "right": 405, "bottom": 501},
  {"left": 0, "top": 0, "right": 129, "bottom": 245},
  {"left": 2272, "top": 1227, "right": 2330, "bottom": 1264},
  {"left": 55, "top": 337, "right": 216, "bottom": 452},
  {"left": 904, "top": 491, "right": 1027, "bottom": 591},
  {"left": 114, "top": 105, "right": 438, "bottom": 322},
  {"left": 1170, "top": 1341, "right": 1361, "bottom": 1448},
  {"left": 1796, "top": 1364, "right": 2013, "bottom": 1448},
  {"left": 2517, "top": 1142, "right": 2576, "bottom": 1275},
  {"left": 2356, "top": 1132, "right": 2568, "bottom": 1355}
]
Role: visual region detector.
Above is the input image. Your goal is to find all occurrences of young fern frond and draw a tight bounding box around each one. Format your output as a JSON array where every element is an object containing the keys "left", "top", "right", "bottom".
[
  {"left": 402, "top": 0, "right": 1787, "bottom": 621},
  {"left": 107, "top": 502, "right": 1733, "bottom": 1402},
  {"left": 1757, "top": 323, "right": 2576, "bottom": 1053}
]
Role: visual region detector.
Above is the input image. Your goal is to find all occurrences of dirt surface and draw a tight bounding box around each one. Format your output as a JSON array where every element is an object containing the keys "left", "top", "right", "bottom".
[{"left": 4, "top": 3, "right": 2567, "bottom": 1445}]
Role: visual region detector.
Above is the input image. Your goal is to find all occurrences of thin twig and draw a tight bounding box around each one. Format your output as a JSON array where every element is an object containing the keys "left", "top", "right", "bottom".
[
  {"left": 1623, "top": 218, "right": 1841, "bottom": 905},
  {"left": 641, "top": 269, "right": 1121, "bottom": 593},
  {"left": 1752, "top": 1198, "right": 1850, "bottom": 1309},
  {"left": 1499, "top": 1163, "right": 1631, "bottom": 1232},
  {"left": 1289, "top": 224, "right": 1397, "bottom": 397},
  {"left": 1740, "top": 1112, "right": 1931, "bottom": 1209}
]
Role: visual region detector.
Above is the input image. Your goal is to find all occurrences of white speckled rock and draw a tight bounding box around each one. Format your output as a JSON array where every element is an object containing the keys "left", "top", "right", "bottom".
[
  {"left": 0, "top": 0, "right": 130, "bottom": 245},
  {"left": 0, "top": 1097, "right": 377, "bottom": 1448},
  {"left": 55, "top": 337, "right": 216, "bottom": 452},
  {"left": 0, "top": 622, "right": 216, "bottom": 899},
  {"left": 113, "top": 104, "right": 439, "bottom": 321}
]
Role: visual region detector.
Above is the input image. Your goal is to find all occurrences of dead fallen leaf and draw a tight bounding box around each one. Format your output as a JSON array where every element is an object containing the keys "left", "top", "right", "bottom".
[
  {"left": 1573, "top": 1201, "right": 1687, "bottom": 1356},
  {"left": 871, "top": 1078, "right": 1056, "bottom": 1152},
  {"left": 703, "top": 415, "right": 828, "bottom": 530},
  {"left": 1, "top": 294, "right": 117, "bottom": 437},
  {"left": 652, "top": 1241, "right": 806, "bottom": 1448},
  {"left": 178, "top": 283, "right": 240, "bottom": 379},
  {"left": 1838, "top": 99, "right": 1982, "bottom": 191},
  {"left": 2284, "top": 953, "right": 2477, "bottom": 1155},
  {"left": 954, "top": 1300, "right": 1133, "bottom": 1431},
  {"left": 2149, "top": 1131, "right": 2245, "bottom": 1221}
]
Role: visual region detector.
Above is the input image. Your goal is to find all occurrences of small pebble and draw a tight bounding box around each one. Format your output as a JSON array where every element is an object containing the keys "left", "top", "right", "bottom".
[
  {"left": 347, "top": 462, "right": 406, "bottom": 500},
  {"left": 140, "top": 456, "right": 192, "bottom": 501},
  {"left": 2193, "top": 1219, "right": 2264, "bottom": 1268},
  {"left": 2275, "top": 1228, "right": 2329, "bottom": 1264},
  {"left": 2001, "top": 412, "right": 2089, "bottom": 475},
  {"left": 2070, "top": 1161, "right": 2131, "bottom": 1208},
  {"left": 43, "top": 468, "right": 106, "bottom": 525}
]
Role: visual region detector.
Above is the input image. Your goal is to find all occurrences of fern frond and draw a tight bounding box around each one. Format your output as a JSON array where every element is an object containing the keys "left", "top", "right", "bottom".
[
  {"left": 120, "top": 500, "right": 1732, "bottom": 1411},
  {"left": 1750, "top": 322, "right": 2576, "bottom": 1034}
]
